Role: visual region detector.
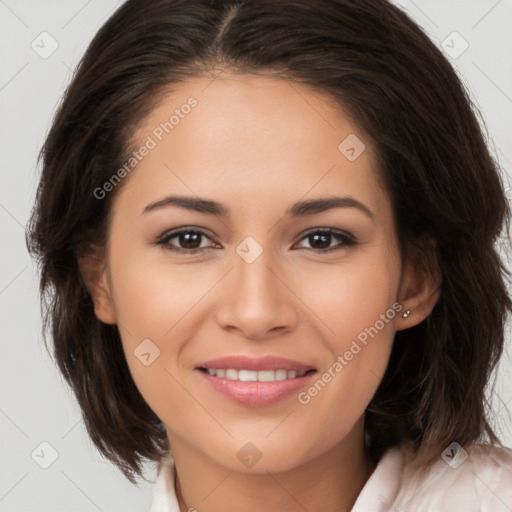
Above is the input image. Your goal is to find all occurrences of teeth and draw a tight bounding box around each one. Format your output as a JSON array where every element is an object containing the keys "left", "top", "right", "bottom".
[
  {"left": 275, "top": 369, "right": 287, "bottom": 380},
  {"left": 257, "top": 370, "right": 276, "bottom": 382},
  {"left": 226, "top": 369, "right": 238, "bottom": 380},
  {"left": 204, "top": 368, "right": 308, "bottom": 381}
]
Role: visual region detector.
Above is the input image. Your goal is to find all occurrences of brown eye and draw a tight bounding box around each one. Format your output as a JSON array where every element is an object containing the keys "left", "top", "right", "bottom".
[
  {"left": 295, "top": 229, "right": 356, "bottom": 253},
  {"left": 155, "top": 227, "right": 356, "bottom": 255},
  {"left": 157, "top": 228, "right": 217, "bottom": 253}
]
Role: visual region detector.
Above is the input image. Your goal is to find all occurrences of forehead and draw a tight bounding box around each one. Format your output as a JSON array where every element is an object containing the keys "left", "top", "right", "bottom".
[{"left": 118, "top": 72, "right": 389, "bottom": 220}]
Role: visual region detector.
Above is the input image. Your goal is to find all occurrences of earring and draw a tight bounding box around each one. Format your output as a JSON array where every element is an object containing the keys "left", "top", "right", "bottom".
[{"left": 402, "top": 310, "right": 411, "bottom": 318}]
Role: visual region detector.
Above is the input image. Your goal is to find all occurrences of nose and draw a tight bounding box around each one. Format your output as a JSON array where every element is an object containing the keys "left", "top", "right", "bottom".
[{"left": 215, "top": 247, "right": 299, "bottom": 341}]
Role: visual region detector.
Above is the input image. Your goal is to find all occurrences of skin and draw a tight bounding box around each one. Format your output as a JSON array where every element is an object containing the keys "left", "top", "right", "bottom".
[{"left": 81, "top": 70, "right": 440, "bottom": 512}]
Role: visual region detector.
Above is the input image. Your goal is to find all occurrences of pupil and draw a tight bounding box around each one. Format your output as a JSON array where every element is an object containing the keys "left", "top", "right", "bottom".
[
  {"left": 311, "top": 233, "right": 330, "bottom": 249},
  {"left": 177, "top": 232, "right": 332, "bottom": 250},
  {"left": 181, "top": 232, "right": 200, "bottom": 249}
]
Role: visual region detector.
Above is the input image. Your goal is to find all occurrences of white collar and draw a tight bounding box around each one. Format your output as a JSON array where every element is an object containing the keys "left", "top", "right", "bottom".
[{"left": 149, "top": 447, "right": 405, "bottom": 512}]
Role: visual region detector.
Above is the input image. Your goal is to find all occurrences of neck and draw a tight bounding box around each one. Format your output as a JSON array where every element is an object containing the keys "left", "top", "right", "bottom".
[{"left": 171, "top": 419, "right": 374, "bottom": 512}]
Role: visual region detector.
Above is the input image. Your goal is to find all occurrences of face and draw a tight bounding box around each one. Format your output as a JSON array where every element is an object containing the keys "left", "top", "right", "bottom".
[{"left": 90, "top": 71, "right": 412, "bottom": 473}]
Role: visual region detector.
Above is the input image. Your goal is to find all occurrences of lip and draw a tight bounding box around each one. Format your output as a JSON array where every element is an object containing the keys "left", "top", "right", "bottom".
[
  {"left": 195, "top": 355, "right": 317, "bottom": 407},
  {"left": 195, "top": 355, "right": 315, "bottom": 372}
]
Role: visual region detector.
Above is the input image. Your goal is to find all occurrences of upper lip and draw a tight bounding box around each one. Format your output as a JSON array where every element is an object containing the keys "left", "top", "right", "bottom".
[{"left": 196, "top": 355, "right": 316, "bottom": 372}]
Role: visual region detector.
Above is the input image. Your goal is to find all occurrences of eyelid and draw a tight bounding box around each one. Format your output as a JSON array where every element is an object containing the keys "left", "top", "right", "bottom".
[
  {"left": 156, "top": 226, "right": 218, "bottom": 252},
  {"left": 156, "top": 226, "right": 357, "bottom": 254},
  {"left": 293, "top": 228, "right": 356, "bottom": 251}
]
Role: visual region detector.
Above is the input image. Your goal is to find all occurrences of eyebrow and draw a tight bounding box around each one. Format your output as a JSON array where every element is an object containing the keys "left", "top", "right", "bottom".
[{"left": 141, "top": 195, "right": 375, "bottom": 221}]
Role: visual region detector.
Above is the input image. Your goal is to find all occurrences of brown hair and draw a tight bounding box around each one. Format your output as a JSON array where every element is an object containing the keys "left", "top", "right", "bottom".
[{"left": 26, "top": 0, "right": 512, "bottom": 484}]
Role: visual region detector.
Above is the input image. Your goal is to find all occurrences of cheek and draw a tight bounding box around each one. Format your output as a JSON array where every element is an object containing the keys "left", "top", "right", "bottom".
[
  {"left": 296, "top": 253, "right": 399, "bottom": 431},
  {"left": 106, "top": 244, "right": 205, "bottom": 404},
  {"left": 298, "top": 249, "right": 400, "bottom": 344},
  {"left": 109, "top": 243, "right": 211, "bottom": 342}
]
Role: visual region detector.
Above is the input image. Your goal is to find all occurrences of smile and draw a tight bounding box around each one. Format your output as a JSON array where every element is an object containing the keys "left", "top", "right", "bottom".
[
  {"left": 195, "top": 355, "right": 318, "bottom": 406},
  {"left": 198, "top": 368, "right": 314, "bottom": 381}
]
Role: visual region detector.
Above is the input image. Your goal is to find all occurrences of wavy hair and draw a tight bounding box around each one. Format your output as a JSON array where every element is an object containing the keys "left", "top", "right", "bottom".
[{"left": 26, "top": 0, "right": 512, "bottom": 484}]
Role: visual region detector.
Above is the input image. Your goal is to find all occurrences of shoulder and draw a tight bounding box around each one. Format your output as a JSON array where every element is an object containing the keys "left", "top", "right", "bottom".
[
  {"left": 394, "top": 443, "right": 512, "bottom": 511},
  {"left": 352, "top": 442, "right": 512, "bottom": 511}
]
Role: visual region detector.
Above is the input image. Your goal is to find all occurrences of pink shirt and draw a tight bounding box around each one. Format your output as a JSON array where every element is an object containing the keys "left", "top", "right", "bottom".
[{"left": 150, "top": 443, "right": 512, "bottom": 511}]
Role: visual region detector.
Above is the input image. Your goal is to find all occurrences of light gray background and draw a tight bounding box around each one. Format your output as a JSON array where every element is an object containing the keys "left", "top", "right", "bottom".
[{"left": 1, "top": 1, "right": 511, "bottom": 511}]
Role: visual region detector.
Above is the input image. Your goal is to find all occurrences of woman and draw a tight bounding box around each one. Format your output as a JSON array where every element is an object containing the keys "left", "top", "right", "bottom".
[{"left": 26, "top": 0, "right": 512, "bottom": 510}]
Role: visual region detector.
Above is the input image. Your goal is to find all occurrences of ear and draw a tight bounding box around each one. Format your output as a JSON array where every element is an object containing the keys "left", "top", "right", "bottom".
[
  {"left": 78, "top": 250, "right": 117, "bottom": 325},
  {"left": 396, "top": 239, "right": 442, "bottom": 331}
]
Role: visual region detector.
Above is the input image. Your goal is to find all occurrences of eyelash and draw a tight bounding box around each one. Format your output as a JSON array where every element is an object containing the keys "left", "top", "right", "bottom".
[{"left": 155, "top": 226, "right": 357, "bottom": 254}]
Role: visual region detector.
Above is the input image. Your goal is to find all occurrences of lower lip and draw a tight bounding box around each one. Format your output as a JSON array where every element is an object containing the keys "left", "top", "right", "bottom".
[{"left": 196, "top": 369, "right": 317, "bottom": 407}]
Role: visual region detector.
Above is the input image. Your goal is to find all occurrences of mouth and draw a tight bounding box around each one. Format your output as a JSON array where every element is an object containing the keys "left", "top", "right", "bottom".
[
  {"left": 196, "top": 367, "right": 317, "bottom": 381},
  {"left": 194, "top": 355, "right": 318, "bottom": 406}
]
